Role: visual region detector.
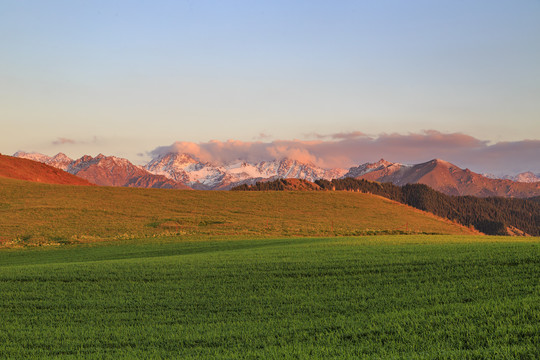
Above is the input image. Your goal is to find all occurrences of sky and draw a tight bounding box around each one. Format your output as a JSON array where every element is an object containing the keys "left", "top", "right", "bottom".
[{"left": 1, "top": 0, "right": 539, "bottom": 174}]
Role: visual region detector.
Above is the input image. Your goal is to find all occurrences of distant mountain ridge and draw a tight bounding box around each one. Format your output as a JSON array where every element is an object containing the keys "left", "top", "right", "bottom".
[
  {"left": 345, "top": 158, "right": 540, "bottom": 198},
  {"left": 504, "top": 172, "right": 540, "bottom": 183},
  {"left": 14, "top": 152, "right": 190, "bottom": 189},
  {"left": 482, "top": 172, "right": 540, "bottom": 183},
  {"left": 144, "top": 152, "right": 347, "bottom": 190},
  {"left": 12, "top": 151, "right": 540, "bottom": 197},
  {"left": 14, "top": 151, "right": 73, "bottom": 171}
]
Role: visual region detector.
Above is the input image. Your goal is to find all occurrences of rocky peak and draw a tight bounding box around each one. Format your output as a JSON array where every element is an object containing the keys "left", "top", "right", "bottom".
[
  {"left": 430, "top": 158, "right": 451, "bottom": 166},
  {"left": 52, "top": 152, "right": 71, "bottom": 161},
  {"left": 160, "top": 152, "right": 198, "bottom": 164},
  {"left": 78, "top": 155, "right": 94, "bottom": 163},
  {"left": 344, "top": 159, "right": 401, "bottom": 178},
  {"left": 48, "top": 153, "right": 73, "bottom": 171},
  {"left": 374, "top": 158, "right": 392, "bottom": 166},
  {"left": 13, "top": 151, "right": 51, "bottom": 163}
]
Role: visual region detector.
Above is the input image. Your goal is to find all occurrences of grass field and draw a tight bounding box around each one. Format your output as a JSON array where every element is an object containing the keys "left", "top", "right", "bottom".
[
  {"left": 1, "top": 235, "right": 539, "bottom": 359},
  {"left": 0, "top": 177, "right": 475, "bottom": 246},
  {"left": 1, "top": 178, "right": 535, "bottom": 358}
]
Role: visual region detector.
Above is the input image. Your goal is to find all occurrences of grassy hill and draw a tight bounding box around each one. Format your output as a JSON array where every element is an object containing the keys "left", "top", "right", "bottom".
[
  {"left": 235, "top": 178, "right": 540, "bottom": 236},
  {"left": 0, "top": 154, "right": 93, "bottom": 186},
  {"left": 0, "top": 177, "right": 476, "bottom": 246},
  {"left": 1, "top": 236, "right": 539, "bottom": 358}
]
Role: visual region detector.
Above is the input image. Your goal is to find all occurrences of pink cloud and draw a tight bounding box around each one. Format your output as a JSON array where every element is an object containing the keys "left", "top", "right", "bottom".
[{"left": 149, "top": 130, "right": 540, "bottom": 174}]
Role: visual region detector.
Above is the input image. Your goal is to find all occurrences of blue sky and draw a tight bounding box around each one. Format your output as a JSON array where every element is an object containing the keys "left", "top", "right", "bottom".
[{"left": 1, "top": 1, "right": 539, "bottom": 172}]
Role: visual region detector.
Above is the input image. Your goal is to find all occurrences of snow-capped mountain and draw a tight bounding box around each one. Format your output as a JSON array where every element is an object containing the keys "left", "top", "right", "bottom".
[
  {"left": 482, "top": 172, "right": 540, "bottom": 183},
  {"left": 144, "top": 153, "right": 223, "bottom": 188},
  {"left": 13, "top": 151, "right": 52, "bottom": 163},
  {"left": 144, "top": 153, "right": 348, "bottom": 190},
  {"left": 481, "top": 173, "right": 499, "bottom": 180},
  {"left": 12, "top": 151, "right": 539, "bottom": 196},
  {"left": 344, "top": 158, "right": 412, "bottom": 179},
  {"left": 13, "top": 151, "right": 346, "bottom": 190},
  {"left": 504, "top": 172, "right": 540, "bottom": 183},
  {"left": 14, "top": 151, "right": 73, "bottom": 171}
]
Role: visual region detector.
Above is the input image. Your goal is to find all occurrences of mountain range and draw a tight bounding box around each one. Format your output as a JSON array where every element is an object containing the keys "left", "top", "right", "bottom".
[
  {"left": 345, "top": 158, "right": 540, "bottom": 198},
  {"left": 13, "top": 152, "right": 190, "bottom": 190},
  {"left": 12, "top": 151, "right": 540, "bottom": 197},
  {"left": 144, "top": 152, "right": 347, "bottom": 190},
  {"left": 484, "top": 172, "right": 540, "bottom": 183}
]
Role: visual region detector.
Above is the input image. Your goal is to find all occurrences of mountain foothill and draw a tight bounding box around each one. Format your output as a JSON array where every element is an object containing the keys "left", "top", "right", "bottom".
[{"left": 2, "top": 151, "right": 540, "bottom": 237}]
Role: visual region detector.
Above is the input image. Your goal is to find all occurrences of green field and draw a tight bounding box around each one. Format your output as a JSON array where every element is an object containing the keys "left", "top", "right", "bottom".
[
  {"left": 0, "top": 177, "right": 475, "bottom": 246},
  {"left": 1, "top": 235, "right": 539, "bottom": 359},
  {"left": 1, "top": 178, "right": 537, "bottom": 358}
]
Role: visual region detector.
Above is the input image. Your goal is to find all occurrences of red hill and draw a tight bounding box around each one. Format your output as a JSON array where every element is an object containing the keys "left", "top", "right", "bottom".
[{"left": 0, "top": 154, "right": 93, "bottom": 186}]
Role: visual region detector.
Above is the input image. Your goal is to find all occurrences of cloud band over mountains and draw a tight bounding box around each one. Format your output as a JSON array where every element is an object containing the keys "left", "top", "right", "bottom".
[{"left": 149, "top": 130, "right": 540, "bottom": 175}]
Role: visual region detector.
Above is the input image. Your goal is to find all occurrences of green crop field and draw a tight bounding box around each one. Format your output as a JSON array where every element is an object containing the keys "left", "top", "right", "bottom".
[
  {"left": 1, "top": 235, "right": 539, "bottom": 359},
  {"left": 0, "top": 177, "right": 475, "bottom": 246},
  {"left": 1, "top": 178, "right": 537, "bottom": 358}
]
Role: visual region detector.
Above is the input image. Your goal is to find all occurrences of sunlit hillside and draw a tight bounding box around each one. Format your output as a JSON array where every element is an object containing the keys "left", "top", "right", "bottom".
[{"left": 0, "top": 177, "right": 477, "bottom": 246}]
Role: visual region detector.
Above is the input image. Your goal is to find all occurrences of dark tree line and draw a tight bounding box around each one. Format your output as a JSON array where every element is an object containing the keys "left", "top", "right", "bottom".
[
  {"left": 315, "top": 178, "right": 540, "bottom": 236},
  {"left": 231, "top": 179, "right": 318, "bottom": 191},
  {"left": 232, "top": 179, "right": 288, "bottom": 191},
  {"left": 529, "top": 196, "right": 540, "bottom": 204},
  {"left": 233, "top": 178, "right": 540, "bottom": 236}
]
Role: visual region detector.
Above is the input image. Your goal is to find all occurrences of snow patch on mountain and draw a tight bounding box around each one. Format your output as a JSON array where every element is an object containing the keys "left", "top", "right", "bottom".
[
  {"left": 144, "top": 152, "right": 347, "bottom": 189},
  {"left": 14, "top": 150, "right": 538, "bottom": 192},
  {"left": 14, "top": 151, "right": 73, "bottom": 171},
  {"left": 482, "top": 172, "right": 540, "bottom": 183},
  {"left": 344, "top": 159, "right": 411, "bottom": 178},
  {"left": 504, "top": 172, "right": 540, "bottom": 183}
]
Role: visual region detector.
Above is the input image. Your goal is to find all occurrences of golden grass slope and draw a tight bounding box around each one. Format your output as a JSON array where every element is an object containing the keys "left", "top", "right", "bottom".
[{"left": 0, "top": 177, "right": 478, "bottom": 246}]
